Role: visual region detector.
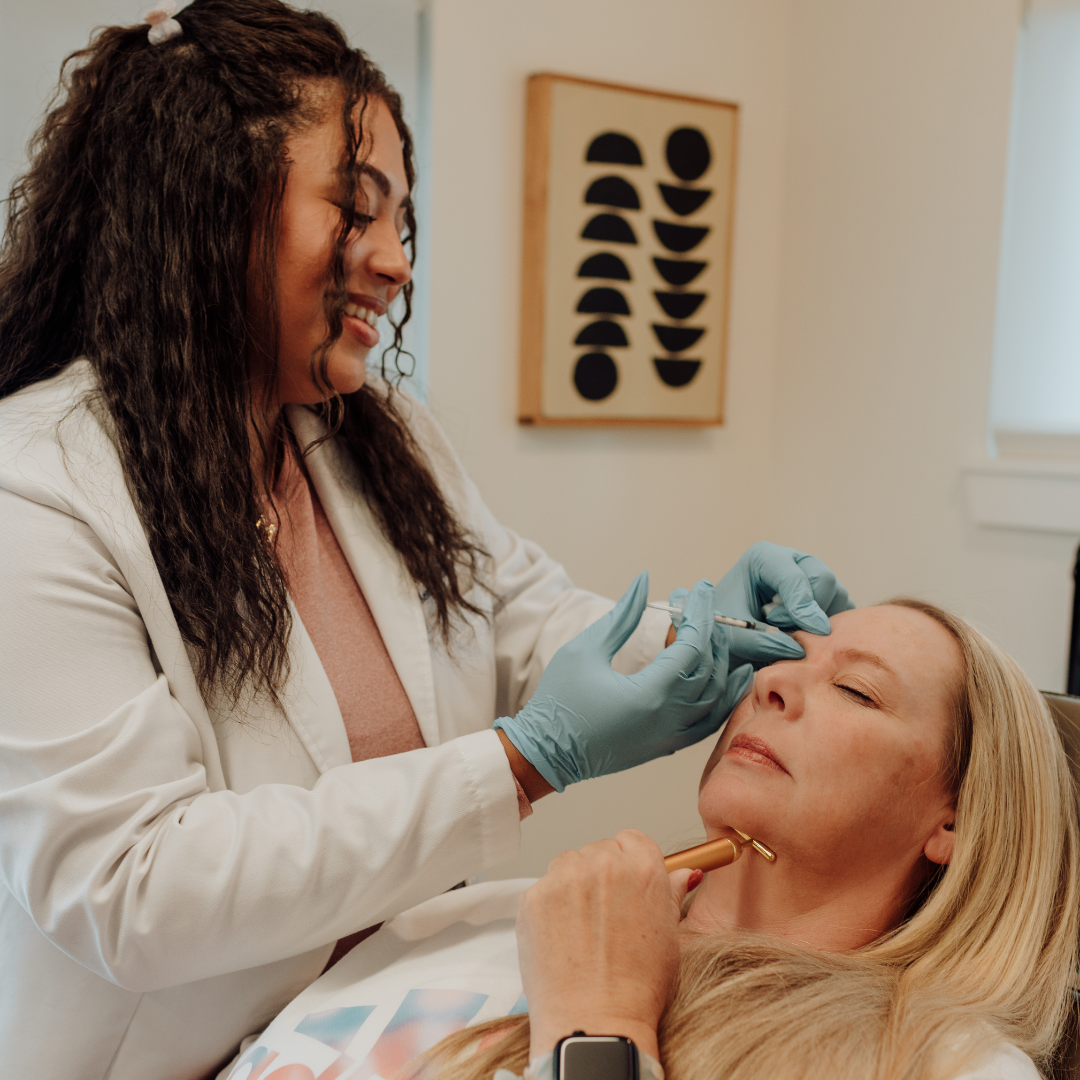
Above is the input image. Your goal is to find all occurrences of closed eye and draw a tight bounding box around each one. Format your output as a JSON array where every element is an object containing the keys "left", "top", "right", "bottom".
[{"left": 837, "top": 683, "right": 877, "bottom": 707}]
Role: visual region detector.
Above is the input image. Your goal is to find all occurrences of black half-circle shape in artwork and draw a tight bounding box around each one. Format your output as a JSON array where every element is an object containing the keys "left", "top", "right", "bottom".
[
  {"left": 586, "top": 132, "right": 644, "bottom": 166},
  {"left": 585, "top": 175, "right": 641, "bottom": 210},
  {"left": 665, "top": 128, "right": 711, "bottom": 181},
  {"left": 653, "top": 258, "right": 707, "bottom": 286},
  {"left": 577, "top": 252, "right": 631, "bottom": 280},
  {"left": 654, "top": 358, "right": 702, "bottom": 387},
  {"left": 658, "top": 183, "right": 713, "bottom": 217},
  {"left": 652, "top": 324, "right": 704, "bottom": 353},
  {"left": 582, "top": 214, "right": 638, "bottom": 245},
  {"left": 577, "top": 287, "right": 631, "bottom": 316},
  {"left": 653, "top": 220, "right": 709, "bottom": 253},
  {"left": 576, "top": 320, "right": 629, "bottom": 347},
  {"left": 653, "top": 291, "right": 705, "bottom": 320},
  {"left": 574, "top": 353, "right": 618, "bottom": 401}
]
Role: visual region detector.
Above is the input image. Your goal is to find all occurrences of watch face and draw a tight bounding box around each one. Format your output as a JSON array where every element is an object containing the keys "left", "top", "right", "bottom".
[{"left": 558, "top": 1036, "right": 636, "bottom": 1080}]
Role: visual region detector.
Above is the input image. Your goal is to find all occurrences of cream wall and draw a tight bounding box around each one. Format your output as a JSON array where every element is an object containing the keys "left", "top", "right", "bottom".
[
  {"left": 764, "top": 0, "right": 1077, "bottom": 698},
  {"left": 422, "top": 0, "right": 797, "bottom": 875},
  {"left": 423, "top": 0, "right": 1075, "bottom": 879}
]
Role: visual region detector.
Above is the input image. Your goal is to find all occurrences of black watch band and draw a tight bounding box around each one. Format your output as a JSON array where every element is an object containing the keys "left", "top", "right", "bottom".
[{"left": 553, "top": 1031, "right": 639, "bottom": 1080}]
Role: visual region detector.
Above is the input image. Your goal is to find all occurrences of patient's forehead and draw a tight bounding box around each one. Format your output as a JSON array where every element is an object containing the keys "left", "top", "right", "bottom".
[{"left": 800, "top": 605, "right": 962, "bottom": 711}]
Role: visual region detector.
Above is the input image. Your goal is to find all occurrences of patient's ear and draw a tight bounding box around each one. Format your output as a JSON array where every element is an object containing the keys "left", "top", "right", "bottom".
[{"left": 924, "top": 815, "right": 955, "bottom": 866}]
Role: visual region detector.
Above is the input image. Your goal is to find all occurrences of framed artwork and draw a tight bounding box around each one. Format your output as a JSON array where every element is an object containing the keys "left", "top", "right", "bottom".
[{"left": 518, "top": 73, "right": 739, "bottom": 426}]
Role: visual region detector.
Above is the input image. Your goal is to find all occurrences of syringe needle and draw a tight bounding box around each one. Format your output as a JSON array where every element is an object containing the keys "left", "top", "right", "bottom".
[{"left": 647, "top": 601, "right": 792, "bottom": 636}]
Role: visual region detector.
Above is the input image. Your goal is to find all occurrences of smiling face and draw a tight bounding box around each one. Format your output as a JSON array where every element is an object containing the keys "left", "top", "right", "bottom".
[
  {"left": 699, "top": 605, "right": 961, "bottom": 892},
  {"left": 251, "top": 92, "right": 412, "bottom": 409}
]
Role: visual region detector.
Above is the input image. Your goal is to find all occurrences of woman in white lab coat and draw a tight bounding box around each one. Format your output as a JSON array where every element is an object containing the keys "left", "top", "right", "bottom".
[{"left": 0, "top": 2, "right": 850, "bottom": 1076}]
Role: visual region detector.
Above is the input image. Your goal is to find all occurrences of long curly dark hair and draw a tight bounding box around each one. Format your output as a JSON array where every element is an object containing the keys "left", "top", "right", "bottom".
[{"left": 0, "top": 0, "right": 487, "bottom": 715}]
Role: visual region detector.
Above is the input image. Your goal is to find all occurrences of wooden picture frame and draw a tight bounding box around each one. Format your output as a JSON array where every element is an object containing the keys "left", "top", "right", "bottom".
[{"left": 519, "top": 73, "right": 739, "bottom": 426}]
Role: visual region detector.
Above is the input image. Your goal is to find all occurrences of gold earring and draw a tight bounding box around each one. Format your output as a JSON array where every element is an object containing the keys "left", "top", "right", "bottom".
[{"left": 256, "top": 515, "right": 278, "bottom": 542}]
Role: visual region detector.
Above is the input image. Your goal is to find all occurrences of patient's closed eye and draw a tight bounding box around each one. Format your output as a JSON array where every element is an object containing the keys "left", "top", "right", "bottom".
[{"left": 837, "top": 683, "right": 878, "bottom": 707}]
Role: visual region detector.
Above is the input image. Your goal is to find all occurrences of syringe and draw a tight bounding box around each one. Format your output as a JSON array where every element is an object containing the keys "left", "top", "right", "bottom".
[{"left": 648, "top": 601, "right": 793, "bottom": 637}]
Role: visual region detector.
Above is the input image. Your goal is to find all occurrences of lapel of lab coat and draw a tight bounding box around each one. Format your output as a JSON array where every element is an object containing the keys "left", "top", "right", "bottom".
[
  {"left": 73, "top": 370, "right": 350, "bottom": 781},
  {"left": 8, "top": 363, "right": 435, "bottom": 783},
  {"left": 286, "top": 405, "right": 442, "bottom": 749}
]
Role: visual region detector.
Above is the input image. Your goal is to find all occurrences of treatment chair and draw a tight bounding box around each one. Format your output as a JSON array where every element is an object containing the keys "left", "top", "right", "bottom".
[{"left": 1043, "top": 691, "right": 1080, "bottom": 1080}]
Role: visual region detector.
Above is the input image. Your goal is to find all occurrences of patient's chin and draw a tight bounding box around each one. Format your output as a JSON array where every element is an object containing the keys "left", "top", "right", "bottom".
[{"left": 698, "top": 767, "right": 783, "bottom": 852}]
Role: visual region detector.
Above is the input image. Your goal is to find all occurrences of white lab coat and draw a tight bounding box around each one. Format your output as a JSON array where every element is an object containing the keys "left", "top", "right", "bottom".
[{"left": 0, "top": 360, "right": 668, "bottom": 1079}]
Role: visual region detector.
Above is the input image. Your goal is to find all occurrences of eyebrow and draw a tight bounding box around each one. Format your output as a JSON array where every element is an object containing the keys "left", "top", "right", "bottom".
[
  {"left": 359, "top": 161, "right": 391, "bottom": 197},
  {"left": 352, "top": 162, "right": 413, "bottom": 216},
  {"left": 838, "top": 648, "right": 897, "bottom": 679}
]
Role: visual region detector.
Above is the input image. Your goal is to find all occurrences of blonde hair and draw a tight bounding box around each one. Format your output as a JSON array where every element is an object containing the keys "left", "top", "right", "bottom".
[{"left": 420, "top": 601, "right": 1079, "bottom": 1079}]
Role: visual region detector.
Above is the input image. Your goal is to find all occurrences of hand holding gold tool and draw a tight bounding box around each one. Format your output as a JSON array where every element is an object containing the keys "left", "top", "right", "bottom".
[{"left": 663, "top": 829, "right": 776, "bottom": 873}]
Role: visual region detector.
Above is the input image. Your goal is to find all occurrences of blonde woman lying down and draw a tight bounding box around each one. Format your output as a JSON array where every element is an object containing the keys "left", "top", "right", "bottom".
[{"left": 223, "top": 601, "right": 1078, "bottom": 1080}]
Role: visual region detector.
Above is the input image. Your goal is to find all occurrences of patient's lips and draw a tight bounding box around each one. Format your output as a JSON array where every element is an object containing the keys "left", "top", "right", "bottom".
[{"left": 726, "top": 734, "right": 789, "bottom": 776}]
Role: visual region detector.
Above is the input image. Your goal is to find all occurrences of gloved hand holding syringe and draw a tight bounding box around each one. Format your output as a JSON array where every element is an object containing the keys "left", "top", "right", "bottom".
[
  {"left": 647, "top": 599, "right": 793, "bottom": 637},
  {"left": 495, "top": 541, "right": 855, "bottom": 795},
  {"left": 665, "top": 540, "right": 855, "bottom": 668}
]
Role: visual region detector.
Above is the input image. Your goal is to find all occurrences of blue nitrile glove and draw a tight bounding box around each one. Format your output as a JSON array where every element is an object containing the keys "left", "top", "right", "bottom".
[
  {"left": 669, "top": 541, "right": 855, "bottom": 668},
  {"left": 495, "top": 574, "right": 753, "bottom": 793}
]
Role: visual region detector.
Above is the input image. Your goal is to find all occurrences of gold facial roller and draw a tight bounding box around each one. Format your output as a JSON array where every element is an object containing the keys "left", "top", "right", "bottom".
[{"left": 663, "top": 829, "right": 776, "bottom": 874}]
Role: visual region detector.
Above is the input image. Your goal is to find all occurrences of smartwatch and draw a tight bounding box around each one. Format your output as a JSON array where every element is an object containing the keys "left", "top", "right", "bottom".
[{"left": 554, "top": 1031, "right": 639, "bottom": 1080}]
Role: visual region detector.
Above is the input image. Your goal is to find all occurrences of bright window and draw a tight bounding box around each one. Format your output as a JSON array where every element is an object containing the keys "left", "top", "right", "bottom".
[{"left": 991, "top": 0, "right": 1080, "bottom": 456}]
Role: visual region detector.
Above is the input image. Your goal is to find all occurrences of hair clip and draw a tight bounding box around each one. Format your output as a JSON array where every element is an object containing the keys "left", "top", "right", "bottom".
[{"left": 144, "top": 1, "right": 182, "bottom": 45}]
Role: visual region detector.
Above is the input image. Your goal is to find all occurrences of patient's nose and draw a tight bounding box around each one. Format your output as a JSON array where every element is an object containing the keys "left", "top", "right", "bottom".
[{"left": 754, "top": 664, "right": 805, "bottom": 721}]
